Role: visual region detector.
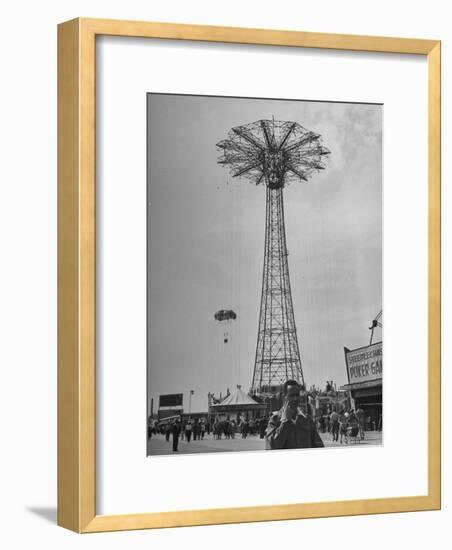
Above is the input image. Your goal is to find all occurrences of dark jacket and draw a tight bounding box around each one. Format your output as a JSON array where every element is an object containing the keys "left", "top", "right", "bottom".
[
  {"left": 265, "top": 408, "right": 324, "bottom": 450},
  {"left": 171, "top": 423, "right": 181, "bottom": 438}
]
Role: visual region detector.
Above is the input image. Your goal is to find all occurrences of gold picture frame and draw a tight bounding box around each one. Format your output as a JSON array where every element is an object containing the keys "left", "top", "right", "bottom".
[{"left": 57, "top": 17, "right": 441, "bottom": 533}]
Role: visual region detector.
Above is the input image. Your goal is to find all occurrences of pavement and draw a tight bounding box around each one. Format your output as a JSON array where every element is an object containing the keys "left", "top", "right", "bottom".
[{"left": 147, "top": 430, "right": 383, "bottom": 455}]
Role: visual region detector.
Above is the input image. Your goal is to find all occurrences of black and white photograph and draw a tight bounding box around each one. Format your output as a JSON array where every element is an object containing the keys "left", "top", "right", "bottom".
[
  {"left": 2, "top": 1, "right": 446, "bottom": 543},
  {"left": 146, "top": 93, "right": 383, "bottom": 456}
]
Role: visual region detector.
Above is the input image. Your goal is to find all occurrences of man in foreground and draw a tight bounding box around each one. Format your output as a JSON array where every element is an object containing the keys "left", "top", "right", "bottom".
[{"left": 265, "top": 380, "right": 324, "bottom": 450}]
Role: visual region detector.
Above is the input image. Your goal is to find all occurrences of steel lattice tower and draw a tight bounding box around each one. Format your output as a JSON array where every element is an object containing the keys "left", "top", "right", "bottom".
[{"left": 217, "top": 118, "right": 329, "bottom": 395}]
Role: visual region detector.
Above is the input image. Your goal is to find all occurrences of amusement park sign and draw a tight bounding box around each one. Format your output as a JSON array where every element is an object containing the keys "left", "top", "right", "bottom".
[{"left": 344, "top": 342, "right": 383, "bottom": 384}]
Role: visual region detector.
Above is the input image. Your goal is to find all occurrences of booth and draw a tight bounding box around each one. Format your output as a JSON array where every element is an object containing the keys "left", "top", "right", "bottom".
[
  {"left": 209, "top": 385, "right": 267, "bottom": 421},
  {"left": 342, "top": 341, "right": 383, "bottom": 430}
]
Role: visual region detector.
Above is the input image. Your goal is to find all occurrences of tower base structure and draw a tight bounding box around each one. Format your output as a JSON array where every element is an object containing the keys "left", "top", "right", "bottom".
[{"left": 251, "top": 186, "right": 305, "bottom": 395}]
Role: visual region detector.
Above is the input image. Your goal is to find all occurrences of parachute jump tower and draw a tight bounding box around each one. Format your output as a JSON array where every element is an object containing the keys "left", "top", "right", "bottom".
[{"left": 217, "top": 118, "right": 329, "bottom": 396}]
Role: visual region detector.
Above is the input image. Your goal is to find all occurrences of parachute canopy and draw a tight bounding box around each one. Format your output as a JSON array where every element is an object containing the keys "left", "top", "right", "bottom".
[{"left": 214, "top": 309, "right": 237, "bottom": 322}]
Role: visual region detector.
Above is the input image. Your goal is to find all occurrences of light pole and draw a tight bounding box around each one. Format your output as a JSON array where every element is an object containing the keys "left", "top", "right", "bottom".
[{"left": 189, "top": 390, "right": 194, "bottom": 420}]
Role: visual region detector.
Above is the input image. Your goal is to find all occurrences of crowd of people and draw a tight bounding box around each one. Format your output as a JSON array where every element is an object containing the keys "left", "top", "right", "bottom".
[
  {"left": 322, "top": 408, "right": 364, "bottom": 444},
  {"left": 148, "top": 379, "right": 382, "bottom": 452},
  {"left": 318, "top": 407, "right": 383, "bottom": 444},
  {"left": 148, "top": 416, "right": 271, "bottom": 451},
  {"left": 148, "top": 408, "right": 383, "bottom": 452}
]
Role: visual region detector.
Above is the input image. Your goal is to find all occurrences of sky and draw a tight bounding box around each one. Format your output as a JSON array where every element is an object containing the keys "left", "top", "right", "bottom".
[{"left": 147, "top": 93, "right": 382, "bottom": 414}]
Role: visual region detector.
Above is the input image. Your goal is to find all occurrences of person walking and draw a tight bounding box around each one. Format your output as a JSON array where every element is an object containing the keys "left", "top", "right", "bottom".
[
  {"left": 185, "top": 421, "right": 192, "bottom": 442},
  {"left": 172, "top": 420, "right": 181, "bottom": 452},
  {"left": 347, "top": 410, "right": 359, "bottom": 442},
  {"left": 339, "top": 411, "right": 349, "bottom": 444},
  {"left": 330, "top": 410, "right": 340, "bottom": 442},
  {"left": 378, "top": 413, "right": 383, "bottom": 432},
  {"left": 259, "top": 417, "right": 268, "bottom": 439},
  {"left": 165, "top": 423, "right": 171, "bottom": 442},
  {"left": 241, "top": 420, "right": 248, "bottom": 439},
  {"left": 230, "top": 419, "right": 236, "bottom": 438},
  {"left": 224, "top": 419, "right": 231, "bottom": 439},
  {"left": 213, "top": 419, "right": 221, "bottom": 439},
  {"left": 192, "top": 420, "right": 200, "bottom": 441},
  {"left": 248, "top": 419, "right": 255, "bottom": 437},
  {"left": 356, "top": 406, "right": 365, "bottom": 440}
]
